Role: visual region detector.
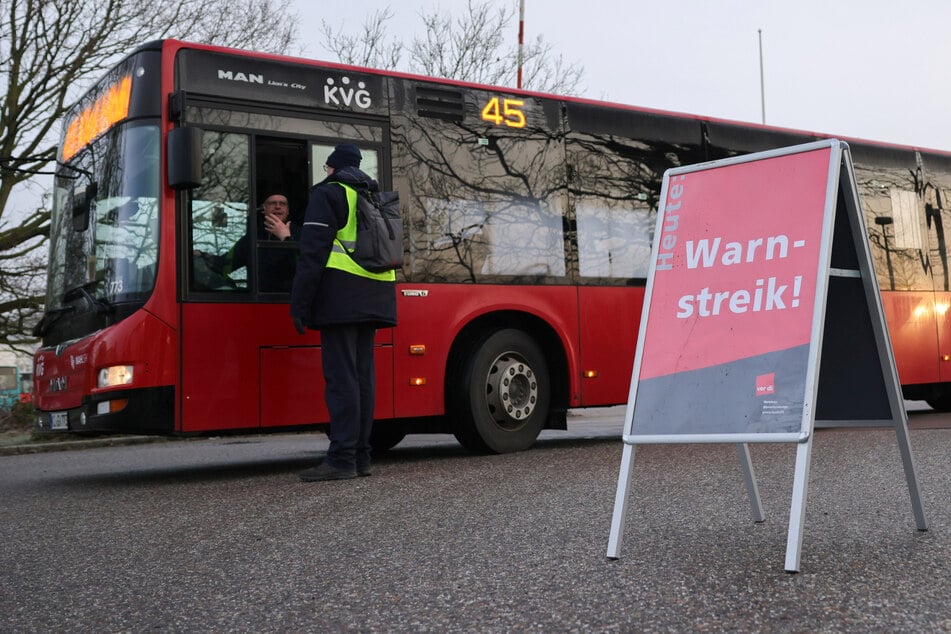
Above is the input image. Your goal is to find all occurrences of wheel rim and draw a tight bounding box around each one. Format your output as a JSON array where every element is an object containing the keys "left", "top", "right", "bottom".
[{"left": 483, "top": 351, "right": 538, "bottom": 429}]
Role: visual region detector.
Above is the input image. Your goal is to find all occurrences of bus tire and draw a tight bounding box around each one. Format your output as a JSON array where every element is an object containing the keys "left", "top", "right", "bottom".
[
  {"left": 369, "top": 425, "right": 406, "bottom": 452},
  {"left": 450, "top": 328, "right": 550, "bottom": 454},
  {"left": 925, "top": 392, "right": 951, "bottom": 412}
]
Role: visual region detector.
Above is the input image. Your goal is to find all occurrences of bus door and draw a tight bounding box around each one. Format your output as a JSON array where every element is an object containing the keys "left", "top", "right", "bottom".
[
  {"left": 179, "top": 104, "right": 392, "bottom": 432},
  {"left": 257, "top": 142, "right": 394, "bottom": 430}
]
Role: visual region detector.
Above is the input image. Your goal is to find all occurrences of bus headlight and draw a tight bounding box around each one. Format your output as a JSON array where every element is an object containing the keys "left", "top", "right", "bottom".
[{"left": 98, "top": 365, "right": 133, "bottom": 388}]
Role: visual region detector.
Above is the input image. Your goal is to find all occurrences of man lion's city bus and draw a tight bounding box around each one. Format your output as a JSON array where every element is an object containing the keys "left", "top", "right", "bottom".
[{"left": 31, "top": 39, "right": 951, "bottom": 452}]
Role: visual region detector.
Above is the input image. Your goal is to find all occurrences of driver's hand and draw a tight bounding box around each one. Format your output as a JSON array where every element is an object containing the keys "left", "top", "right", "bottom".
[{"left": 264, "top": 214, "right": 290, "bottom": 241}]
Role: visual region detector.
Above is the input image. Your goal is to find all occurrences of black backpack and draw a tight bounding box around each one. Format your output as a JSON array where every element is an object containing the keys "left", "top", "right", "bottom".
[{"left": 347, "top": 185, "right": 403, "bottom": 273}]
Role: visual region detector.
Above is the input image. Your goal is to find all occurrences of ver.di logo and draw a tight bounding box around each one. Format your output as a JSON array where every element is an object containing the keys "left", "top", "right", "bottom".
[
  {"left": 324, "top": 76, "right": 372, "bottom": 109},
  {"left": 755, "top": 372, "right": 775, "bottom": 397}
]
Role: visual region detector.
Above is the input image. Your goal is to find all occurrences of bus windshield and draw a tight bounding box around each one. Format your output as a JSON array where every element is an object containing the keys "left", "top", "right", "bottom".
[{"left": 43, "top": 122, "right": 160, "bottom": 338}]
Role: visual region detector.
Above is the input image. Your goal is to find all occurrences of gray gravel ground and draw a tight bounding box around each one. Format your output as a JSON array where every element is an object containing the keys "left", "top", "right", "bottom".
[{"left": 1, "top": 409, "right": 949, "bottom": 632}]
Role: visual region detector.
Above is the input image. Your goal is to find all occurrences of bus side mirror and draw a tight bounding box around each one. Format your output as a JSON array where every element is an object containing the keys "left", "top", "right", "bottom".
[
  {"left": 168, "top": 127, "right": 203, "bottom": 190},
  {"left": 72, "top": 181, "right": 97, "bottom": 232}
]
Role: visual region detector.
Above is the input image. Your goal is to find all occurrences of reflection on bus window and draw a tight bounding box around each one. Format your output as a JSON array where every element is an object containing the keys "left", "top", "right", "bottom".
[
  {"left": 311, "top": 145, "right": 379, "bottom": 184},
  {"left": 46, "top": 124, "right": 161, "bottom": 310},
  {"left": 187, "top": 106, "right": 383, "bottom": 148},
  {"left": 190, "top": 131, "right": 250, "bottom": 292},
  {"left": 862, "top": 186, "right": 928, "bottom": 292},
  {"left": 576, "top": 200, "right": 654, "bottom": 279},
  {"left": 91, "top": 196, "right": 160, "bottom": 297},
  {"left": 479, "top": 199, "right": 564, "bottom": 276},
  {"left": 410, "top": 196, "right": 565, "bottom": 281},
  {"left": 852, "top": 149, "right": 930, "bottom": 293},
  {"left": 889, "top": 189, "right": 922, "bottom": 249}
]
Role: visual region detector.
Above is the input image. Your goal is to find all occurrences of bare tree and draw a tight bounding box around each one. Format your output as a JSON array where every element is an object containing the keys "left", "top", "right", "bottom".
[
  {"left": 319, "top": 7, "right": 404, "bottom": 70},
  {"left": 0, "top": 0, "right": 299, "bottom": 353},
  {"left": 320, "top": 0, "right": 584, "bottom": 95}
]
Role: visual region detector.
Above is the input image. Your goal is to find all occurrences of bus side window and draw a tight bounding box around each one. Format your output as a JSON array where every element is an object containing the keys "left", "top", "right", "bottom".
[
  {"left": 189, "top": 131, "right": 251, "bottom": 292},
  {"left": 311, "top": 144, "right": 379, "bottom": 184}
]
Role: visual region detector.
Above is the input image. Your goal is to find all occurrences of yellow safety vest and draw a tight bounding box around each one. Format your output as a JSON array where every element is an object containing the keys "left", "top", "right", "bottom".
[{"left": 325, "top": 183, "right": 397, "bottom": 282}]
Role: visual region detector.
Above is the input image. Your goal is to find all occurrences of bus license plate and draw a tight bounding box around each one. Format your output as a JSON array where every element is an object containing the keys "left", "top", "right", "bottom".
[{"left": 50, "top": 412, "right": 68, "bottom": 431}]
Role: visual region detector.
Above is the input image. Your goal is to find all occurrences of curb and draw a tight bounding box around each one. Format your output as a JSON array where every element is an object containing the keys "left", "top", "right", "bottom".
[{"left": 0, "top": 435, "right": 167, "bottom": 456}]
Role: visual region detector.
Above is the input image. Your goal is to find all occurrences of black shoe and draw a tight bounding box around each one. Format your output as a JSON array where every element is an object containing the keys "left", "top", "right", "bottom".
[
  {"left": 357, "top": 464, "right": 372, "bottom": 477},
  {"left": 298, "top": 463, "right": 357, "bottom": 482}
]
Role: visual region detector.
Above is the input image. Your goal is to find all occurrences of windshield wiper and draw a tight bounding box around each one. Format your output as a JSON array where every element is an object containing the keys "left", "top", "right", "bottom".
[
  {"left": 32, "top": 305, "right": 77, "bottom": 337},
  {"left": 32, "top": 282, "right": 118, "bottom": 338},
  {"left": 63, "top": 280, "right": 114, "bottom": 315}
]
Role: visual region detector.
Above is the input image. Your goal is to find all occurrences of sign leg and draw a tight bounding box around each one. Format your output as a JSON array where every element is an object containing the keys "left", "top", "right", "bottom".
[
  {"left": 893, "top": 421, "right": 928, "bottom": 530},
  {"left": 736, "top": 443, "right": 765, "bottom": 523},
  {"left": 607, "top": 443, "right": 637, "bottom": 560},
  {"left": 784, "top": 439, "right": 814, "bottom": 573}
]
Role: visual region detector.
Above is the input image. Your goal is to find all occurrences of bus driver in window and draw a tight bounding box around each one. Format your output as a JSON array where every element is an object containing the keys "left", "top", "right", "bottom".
[
  {"left": 196, "top": 194, "right": 301, "bottom": 292},
  {"left": 258, "top": 194, "right": 295, "bottom": 240}
]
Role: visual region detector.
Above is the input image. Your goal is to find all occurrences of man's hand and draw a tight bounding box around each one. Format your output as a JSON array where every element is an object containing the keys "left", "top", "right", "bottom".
[
  {"left": 264, "top": 213, "right": 291, "bottom": 241},
  {"left": 293, "top": 316, "right": 306, "bottom": 335}
]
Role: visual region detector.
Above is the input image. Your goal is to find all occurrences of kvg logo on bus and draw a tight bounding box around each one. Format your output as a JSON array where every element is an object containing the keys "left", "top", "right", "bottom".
[{"left": 324, "top": 76, "right": 372, "bottom": 109}]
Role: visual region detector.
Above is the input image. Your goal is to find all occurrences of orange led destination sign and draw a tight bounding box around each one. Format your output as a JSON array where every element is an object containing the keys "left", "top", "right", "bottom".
[{"left": 62, "top": 75, "right": 132, "bottom": 161}]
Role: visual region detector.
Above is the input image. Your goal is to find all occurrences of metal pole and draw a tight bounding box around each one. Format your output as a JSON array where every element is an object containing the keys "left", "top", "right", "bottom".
[
  {"left": 517, "top": 0, "right": 525, "bottom": 89},
  {"left": 758, "top": 29, "right": 766, "bottom": 124}
]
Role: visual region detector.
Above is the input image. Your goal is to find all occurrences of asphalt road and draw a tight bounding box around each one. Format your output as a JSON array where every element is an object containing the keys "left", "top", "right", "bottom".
[{"left": 1, "top": 406, "right": 950, "bottom": 632}]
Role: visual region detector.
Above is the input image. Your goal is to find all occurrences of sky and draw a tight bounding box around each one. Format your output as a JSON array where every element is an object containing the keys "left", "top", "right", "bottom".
[
  {"left": 292, "top": 0, "right": 951, "bottom": 153},
  {"left": 11, "top": 0, "right": 949, "bottom": 224}
]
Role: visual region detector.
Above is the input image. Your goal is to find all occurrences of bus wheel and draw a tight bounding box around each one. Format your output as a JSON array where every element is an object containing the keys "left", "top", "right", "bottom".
[
  {"left": 925, "top": 392, "right": 951, "bottom": 412},
  {"left": 451, "top": 328, "right": 550, "bottom": 454},
  {"left": 369, "top": 425, "right": 406, "bottom": 452}
]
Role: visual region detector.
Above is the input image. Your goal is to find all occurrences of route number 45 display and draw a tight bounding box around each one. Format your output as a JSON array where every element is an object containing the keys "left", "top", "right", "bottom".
[{"left": 481, "top": 97, "right": 526, "bottom": 128}]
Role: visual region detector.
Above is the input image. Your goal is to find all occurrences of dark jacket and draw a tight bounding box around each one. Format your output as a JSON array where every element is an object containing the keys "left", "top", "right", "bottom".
[
  {"left": 232, "top": 221, "right": 302, "bottom": 293},
  {"left": 290, "top": 166, "right": 397, "bottom": 329}
]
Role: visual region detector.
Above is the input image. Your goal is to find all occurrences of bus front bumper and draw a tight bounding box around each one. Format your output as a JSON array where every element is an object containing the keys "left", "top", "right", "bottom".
[{"left": 35, "top": 385, "right": 175, "bottom": 435}]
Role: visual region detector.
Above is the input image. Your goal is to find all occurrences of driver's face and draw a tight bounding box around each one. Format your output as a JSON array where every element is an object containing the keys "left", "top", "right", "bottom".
[{"left": 261, "top": 196, "right": 289, "bottom": 221}]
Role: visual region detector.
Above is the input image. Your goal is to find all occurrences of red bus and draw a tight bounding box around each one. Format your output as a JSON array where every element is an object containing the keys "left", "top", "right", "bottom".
[{"left": 31, "top": 39, "right": 951, "bottom": 452}]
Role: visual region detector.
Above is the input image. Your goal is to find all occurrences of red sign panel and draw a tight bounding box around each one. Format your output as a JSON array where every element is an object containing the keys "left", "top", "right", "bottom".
[{"left": 631, "top": 146, "right": 834, "bottom": 437}]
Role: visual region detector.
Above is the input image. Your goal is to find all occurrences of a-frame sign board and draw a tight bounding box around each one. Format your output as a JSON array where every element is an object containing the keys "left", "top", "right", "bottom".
[{"left": 606, "top": 140, "right": 927, "bottom": 573}]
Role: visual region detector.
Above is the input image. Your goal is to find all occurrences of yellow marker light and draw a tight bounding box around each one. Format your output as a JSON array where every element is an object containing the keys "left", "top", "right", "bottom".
[
  {"left": 97, "top": 399, "right": 129, "bottom": 415},
  {"left": 62, "top": 75, "right": 132, "bottom": 161},
  {"left": 584, "top": 370, "right": 600, "bottom": 379},
  {"left": 98, "top": 365, "right": 134, "bottom": 388},
  {"left": 409, "top": 344, "right": 426, "bottom": 355},
  {"left": 410, "top": 377, "right": 427, "bottom": 386},
  {"left": 943, "top": 355, "right": 951, "bottom": 362}
]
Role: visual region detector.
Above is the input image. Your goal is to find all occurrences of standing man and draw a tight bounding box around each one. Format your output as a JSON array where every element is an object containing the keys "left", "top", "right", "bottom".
[{"left": 291, "top": 144, "right": 397, "bottom": 482}]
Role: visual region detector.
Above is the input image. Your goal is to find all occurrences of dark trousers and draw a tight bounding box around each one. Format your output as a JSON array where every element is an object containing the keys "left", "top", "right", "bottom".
[{"left": 320, "top": 324, "right": 376, "bottom": 469}]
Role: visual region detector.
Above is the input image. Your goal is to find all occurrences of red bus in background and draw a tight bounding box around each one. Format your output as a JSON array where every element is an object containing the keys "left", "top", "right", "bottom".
[{"left": 31, "top": 39, "right": 951, "bottom": 452}]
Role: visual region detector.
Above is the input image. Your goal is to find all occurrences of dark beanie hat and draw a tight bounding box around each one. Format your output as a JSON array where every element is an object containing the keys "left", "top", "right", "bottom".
[{"left": 326, "top": 143, "right": 362, "bottom": 168}]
